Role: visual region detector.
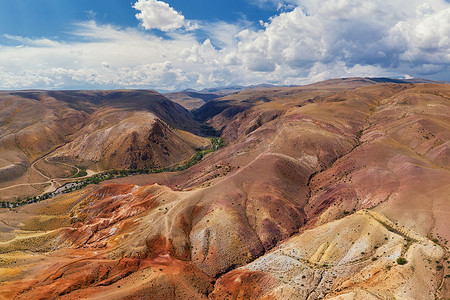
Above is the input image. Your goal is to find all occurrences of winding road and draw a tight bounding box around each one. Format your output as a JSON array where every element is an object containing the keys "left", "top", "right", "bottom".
[{"left": 0, "top": 148, "right": 97, "bottom": 195}]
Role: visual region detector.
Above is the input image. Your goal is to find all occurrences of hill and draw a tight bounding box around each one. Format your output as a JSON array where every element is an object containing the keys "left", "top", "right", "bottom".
[
  {"left": 0, "top": 90, "right": 209, "bottom": 202},
  {"left": 0, "top": 78, "right": 449, "bottom": 299},
  {"left": 164, "top": 84, "right": 279, "bottom": 110}
]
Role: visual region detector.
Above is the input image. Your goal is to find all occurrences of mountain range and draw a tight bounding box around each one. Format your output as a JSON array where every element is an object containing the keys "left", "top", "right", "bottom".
[{"left": 0, "top": 77, "right": 449, "bottom": 299}]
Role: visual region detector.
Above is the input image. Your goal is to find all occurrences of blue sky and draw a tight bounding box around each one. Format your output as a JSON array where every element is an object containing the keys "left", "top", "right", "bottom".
[
  {"left": 0, "top": 1, "right": 279, "bottom": 44},
  {"left": 0, "top": 0, "right": 449, "bottom": 91},
  {"left": 0, "top": 1, "right": 274, "bottom": 36},
  {"left": 0, "top": 1, "right": 137, "bottom": 38}
]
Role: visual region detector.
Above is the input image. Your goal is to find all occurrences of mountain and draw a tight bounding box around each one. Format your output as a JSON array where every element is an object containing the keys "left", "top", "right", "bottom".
[
  {"left": 164, "top": 84, "right": 279, "bottom": 110},
  {"left": 0, "top": 78, "right": 449, "bottom": 299},
  {"left": 0, "top": 90, "right": 209, "bottom": 202},
  {"left": 163, "top": 90, "right": 224, "bottom": 110},
  {"left": 166, "top": 78, "right": 447, "bottom": 111}
]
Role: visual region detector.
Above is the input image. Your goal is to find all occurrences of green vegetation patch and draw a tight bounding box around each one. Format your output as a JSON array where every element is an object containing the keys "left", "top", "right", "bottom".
[
  {"left": 72, "top": 166, "right": 88, "bottom": 178},
  {"left": 7, "top": 137, "right": 226, "bottom": 208},
  {"left": 396, "top": 257, "right": 407, "bottom": 265}
]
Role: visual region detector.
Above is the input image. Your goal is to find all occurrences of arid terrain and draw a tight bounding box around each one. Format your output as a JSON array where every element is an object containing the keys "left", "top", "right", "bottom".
[
  {"left": 0, "top": 90, "right": 209, "bottom": 202},
  {"left": 0, "top": 78, "right": 449, "bottom": 299}
]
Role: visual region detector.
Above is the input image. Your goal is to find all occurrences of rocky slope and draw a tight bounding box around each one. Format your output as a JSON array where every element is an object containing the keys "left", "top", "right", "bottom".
[{"left": 0, "top": 79, "right": 448, "bottom": 299}]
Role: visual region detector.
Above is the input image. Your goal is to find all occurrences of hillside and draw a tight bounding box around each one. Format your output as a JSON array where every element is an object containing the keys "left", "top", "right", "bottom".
[
  {"left": 0, "top": 78, "right": 449, "bottom": 299},
  {"left": 164, "top": 84, "right": 278, "bottom": 110},
  {"left": 0, "top": 90, "right": 209, "bottom": 202}
]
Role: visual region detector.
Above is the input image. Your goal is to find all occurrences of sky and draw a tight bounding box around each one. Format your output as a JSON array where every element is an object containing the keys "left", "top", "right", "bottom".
[{"left": 0, "top": 0, "right": 449, "bottom": 91}]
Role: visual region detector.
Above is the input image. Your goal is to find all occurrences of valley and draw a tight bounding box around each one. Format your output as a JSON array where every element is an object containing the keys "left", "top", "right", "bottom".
[
  {"left": 0, "top": 90, "right": 210, "bottom": 203},
  {"left": 0, "top": 78, "right": 449, "bottom": 299}
]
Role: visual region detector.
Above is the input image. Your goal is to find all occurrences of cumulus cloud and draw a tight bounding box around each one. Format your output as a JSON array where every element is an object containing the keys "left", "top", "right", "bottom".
[
  {"left": 0, "top": 21, "right": 199, "bottom": 90},
  {"left": 228, "top": 0, "right": 450, "bottom": 83},
  {"left": 133, "top": 0, "right": 197, "bottom": 31},
  {"left": 0, "top": 0, "right": 449, "bottom": 91}
]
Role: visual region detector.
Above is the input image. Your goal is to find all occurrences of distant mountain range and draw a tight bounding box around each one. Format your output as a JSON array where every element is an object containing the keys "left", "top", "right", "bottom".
[{"left": 165, "top": 77, "right": 448, "bottom": 110}]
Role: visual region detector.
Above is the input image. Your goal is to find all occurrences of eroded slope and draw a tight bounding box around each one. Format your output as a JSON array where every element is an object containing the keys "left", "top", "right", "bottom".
[
  {"left": 0, "top": 90, "right": 208, "bottom": 202},
  {"left": 0, "top": 80, "right": 449, "bottom": 299}
]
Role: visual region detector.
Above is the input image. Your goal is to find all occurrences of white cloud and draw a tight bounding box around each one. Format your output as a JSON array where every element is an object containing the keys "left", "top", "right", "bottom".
[
  {"left": 133, "top": 0, "right": 197, "bottom": 31},
  {"left": 101, "top": 61, "right": 110, "bottom": 69},
  {"left": 0, "top": 21, "right": 200, "bottom": 90},
  {"left": 390, "top": 7, "right": 450, "bottom": 62},
  {"left": 227, "top": 0, "right": 450, "bottom": 83},
  {"left": 250, "top": 0, "right": 298, "bottom": 10},
  {"left": 0, "top": 0, "right": 449, "bottom": 91}
]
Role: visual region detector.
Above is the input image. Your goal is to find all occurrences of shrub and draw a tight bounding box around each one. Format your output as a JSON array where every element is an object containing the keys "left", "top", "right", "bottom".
[
  {"left": 73, "top": 170, "right": 88, "bottom": 178},
  {"left": 396, "top": 257, "right": 407, "bottom": 265}
]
